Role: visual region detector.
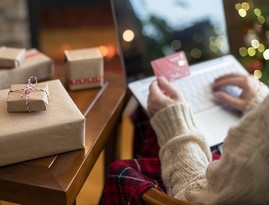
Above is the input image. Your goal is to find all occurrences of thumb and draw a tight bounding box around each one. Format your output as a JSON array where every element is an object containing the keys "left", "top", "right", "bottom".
[{"left": 157, "top": 77, "right": 181, "bottom": 100}]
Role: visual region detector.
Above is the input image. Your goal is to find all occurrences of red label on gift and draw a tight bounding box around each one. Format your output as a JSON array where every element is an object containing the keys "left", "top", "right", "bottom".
[{"left": 67, "top": 76, "right": 103, "bottom": 85}]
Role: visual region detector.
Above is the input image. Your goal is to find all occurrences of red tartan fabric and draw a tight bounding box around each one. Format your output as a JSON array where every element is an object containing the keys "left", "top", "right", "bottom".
[
  {"left": 132, "top": 106, "right": 160, "bottom": 158},
  {"left": 99, "top": 105, "right": 221, "bottom": 205},
  {"left": 99, "top": 158, "right": 165, "bottom": 205},
  {"left": 99, "top": 106, "right": 162, "bottom": 205}
]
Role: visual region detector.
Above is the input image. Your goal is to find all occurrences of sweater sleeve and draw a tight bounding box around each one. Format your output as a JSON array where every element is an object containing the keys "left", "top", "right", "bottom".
[
  {"left": 150, "top": 103, "right": 211, "bottom": 202},
  {"left": 150, "top": 91, "right": 269, "bottom": 204},
  {"left": 243, "top": 82, "right": 269, "bottom": 114},
  {"left": 202, "top": 95, "right": 269, "bottom": 204}
]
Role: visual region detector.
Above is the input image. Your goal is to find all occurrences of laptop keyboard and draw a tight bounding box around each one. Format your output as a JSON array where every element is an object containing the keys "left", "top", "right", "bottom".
[{"left": 141, "top": 65, "right": 243, "bottom": 113}]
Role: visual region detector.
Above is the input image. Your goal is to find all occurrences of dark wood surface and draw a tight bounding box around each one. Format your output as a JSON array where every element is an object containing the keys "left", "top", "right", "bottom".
[{"left": 0, "top": 64, "right": 127, "bottom": 205}]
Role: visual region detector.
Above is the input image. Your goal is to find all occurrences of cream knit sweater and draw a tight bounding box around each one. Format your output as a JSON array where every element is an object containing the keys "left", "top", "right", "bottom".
[{"left": 150, "top": 84, "right": 269, "bottom": 205}]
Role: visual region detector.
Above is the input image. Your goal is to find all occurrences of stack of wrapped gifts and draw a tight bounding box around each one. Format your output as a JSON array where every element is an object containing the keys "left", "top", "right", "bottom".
[
  {"left": 0, "top": 47, "right": 86, "bottom": 167},
  {"left": 0, "top": 46, "right": 55, "bottom": 90}
]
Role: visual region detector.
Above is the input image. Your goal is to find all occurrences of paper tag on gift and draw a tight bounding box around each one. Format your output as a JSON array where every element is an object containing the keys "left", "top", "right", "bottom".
[{"left": 151, "top": 51, "right": 190, "bottom": 82}]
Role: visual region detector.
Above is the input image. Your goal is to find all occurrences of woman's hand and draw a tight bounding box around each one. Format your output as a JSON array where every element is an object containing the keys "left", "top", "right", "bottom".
[
  {"left": 213, "top": 73, "right": 261, "bottom": 112},
  {"left": 147, "top": 77, "right": 183, "bottom": 117}
]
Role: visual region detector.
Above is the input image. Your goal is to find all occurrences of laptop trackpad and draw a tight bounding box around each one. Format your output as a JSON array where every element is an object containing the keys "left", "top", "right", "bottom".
[{"left": 195, "top": 107, "right": 241, "bottom": 147}]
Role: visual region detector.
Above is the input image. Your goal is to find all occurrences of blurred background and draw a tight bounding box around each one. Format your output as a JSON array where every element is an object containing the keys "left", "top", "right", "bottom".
[
  {"left": 0, "top": 1, "right": 268, "bottom": 204},
  {"left": 0, "top": 0, "right": 268, "bottom": 83}
]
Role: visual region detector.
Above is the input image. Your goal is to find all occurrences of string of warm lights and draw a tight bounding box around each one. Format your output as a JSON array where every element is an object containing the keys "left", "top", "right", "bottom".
[{"left": 235, "top": 1, "right": 269, "bottom": 83}]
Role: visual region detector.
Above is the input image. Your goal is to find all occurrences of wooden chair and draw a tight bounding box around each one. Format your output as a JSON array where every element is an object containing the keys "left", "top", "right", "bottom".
[{"left": 142, "top": 187, "right": 193, "bottom": 205}]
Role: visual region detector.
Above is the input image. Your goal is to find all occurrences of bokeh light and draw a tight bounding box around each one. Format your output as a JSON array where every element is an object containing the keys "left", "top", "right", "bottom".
[
  {"left": 239, "top": 47, "right": 248, "bottom": 57},
  {"left": 122, "top": 29, "right": 135, "bottom": 42},
  {"left": 248, "top": 47, "right": 256, "bottom": 56},
  {"left": 263, "top": 49, "right": 269, "bottom": 60},
  {"left": 254, "top": 70, "right": 262, "bottom": 79}
]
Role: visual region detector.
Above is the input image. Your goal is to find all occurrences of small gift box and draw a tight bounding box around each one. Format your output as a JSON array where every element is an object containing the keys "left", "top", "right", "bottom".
[
  {"left": 0, "top": 46, "right": 26, "bottom": 68},
  {"left": 0, "top": 48, "right": 54, "bottom": 90},
  {"left": 64, "top": 47, "right": 104, "bottom": 90},
  {"left": 7, "top": 76, "right": 49, "bottom": 113},
  {"left": 0, "top": 79, "right": 85, "bottom": 167}
]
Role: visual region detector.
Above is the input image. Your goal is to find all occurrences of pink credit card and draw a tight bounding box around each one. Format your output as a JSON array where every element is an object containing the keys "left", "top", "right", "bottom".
[{"left": 151, "top": 51, "right": 190, "bottom": 82}]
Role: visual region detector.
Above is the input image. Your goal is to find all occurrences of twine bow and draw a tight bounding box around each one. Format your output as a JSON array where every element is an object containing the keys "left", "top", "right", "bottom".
[{"left": 21, "top": 76, "right": 38, "bottom": 112}]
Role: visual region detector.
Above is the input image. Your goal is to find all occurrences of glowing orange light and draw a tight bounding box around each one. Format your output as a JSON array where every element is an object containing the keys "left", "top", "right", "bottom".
[
  {"left": 60, "top": 43, "right": 72, "bottom": 52},
  {"left": 98, "top": 46, "right": 109, "bottom": 57},
  {"left": 98, "top": 45, "right": 117, "bottom": 60}
]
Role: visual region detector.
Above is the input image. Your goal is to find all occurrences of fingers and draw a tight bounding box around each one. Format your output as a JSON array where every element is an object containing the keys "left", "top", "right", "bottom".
[
  {"left": 147, "top": 77, "right": 183, "bottom": 117},
  {"left": 213, "top": 74, "right": 248, "bottom": 90},
  {"left": 149, "top": 79, "right": 165, "bottom": 99},
  {"left": 157, "top": 77, "right": 182, "bottom": 100},
  {"left": 147, "top": 79, "right": 167, "bottom": 117},
  {"left": 214, "top": 73, "right": 242, "bottom": 82},
  {"left": 213, "top": 73, "right": 261, "bottom": 111},
  {"left": 214, "top": 91, "right": 246, "bottom": 111}
]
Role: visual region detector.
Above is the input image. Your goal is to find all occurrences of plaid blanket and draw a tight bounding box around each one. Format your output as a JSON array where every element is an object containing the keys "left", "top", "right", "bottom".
[
  {"left": 99, "top": 158, "right": 165, "bottom": 205},
  {"left": 99, "top": 105, "right": 221, "bottom": 205}
]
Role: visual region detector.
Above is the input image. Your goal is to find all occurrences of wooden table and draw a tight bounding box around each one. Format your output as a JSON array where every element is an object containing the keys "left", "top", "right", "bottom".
[{"left": 0, "top": 67, "right": 127, "bottom": 205}]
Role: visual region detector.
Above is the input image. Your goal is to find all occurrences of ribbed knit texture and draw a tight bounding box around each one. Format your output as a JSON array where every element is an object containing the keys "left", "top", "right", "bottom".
[
  {"left": 150, "top": 103, "right": 211, "bottom": 201},
  {"left": 244, "top": 82, "right": 269, "bottom": 114}
]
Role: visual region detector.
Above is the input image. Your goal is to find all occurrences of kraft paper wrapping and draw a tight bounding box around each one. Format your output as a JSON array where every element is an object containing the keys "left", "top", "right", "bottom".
[
  {"left": 0, "top": 49, "right": 54, "bottom": 90},
  {"left": 0, "top": 79, "right": 85, "bottom": 167},
  {"left": 0, "top": 47, "right": 26, "bottom": 68},
  {"left": 7, "top": 83, "right": 49, "bottom": 112},
  {"left": 64, "top": 47, "right": 104, "bottom": 90}
]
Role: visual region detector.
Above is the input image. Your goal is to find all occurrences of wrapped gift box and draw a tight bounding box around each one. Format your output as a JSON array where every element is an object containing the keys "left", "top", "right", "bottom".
[
  {"left": 0, "top": 48, "right": 54, "bottom": 90},
  {"left": 0, "top": 46, "right": 26, "bottom": 68},
  {"left": 7, "top": 81, "right": 49, "bottom": 113},
  {"left": 64, "top": 47, "right": 104, "bottom": 90},
  {"left": 0, "top": 79, "right": 85, "bottom": 167}
]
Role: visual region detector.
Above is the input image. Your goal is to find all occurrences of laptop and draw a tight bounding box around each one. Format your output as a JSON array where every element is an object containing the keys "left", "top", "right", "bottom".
[{"left": 110, "top": 0, "right": 248, "bottom": 147}]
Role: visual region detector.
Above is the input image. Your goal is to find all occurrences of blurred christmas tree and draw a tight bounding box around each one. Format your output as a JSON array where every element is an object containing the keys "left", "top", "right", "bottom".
[{"left": 235, "top": 1, "right": 269, "bottom": 85}]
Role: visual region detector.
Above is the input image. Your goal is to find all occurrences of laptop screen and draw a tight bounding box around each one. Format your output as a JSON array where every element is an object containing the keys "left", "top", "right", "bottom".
[{"left": 111, "top": 0, "right": 230, "bottom": 82}]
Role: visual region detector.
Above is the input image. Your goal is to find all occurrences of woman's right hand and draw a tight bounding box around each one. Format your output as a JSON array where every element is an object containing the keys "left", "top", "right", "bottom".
[
  {"left": 147, "top": 77, "right": 183, "bottom": 118},
  {"left": 212, "top": 73, "right": 261, "bottom": 112}
]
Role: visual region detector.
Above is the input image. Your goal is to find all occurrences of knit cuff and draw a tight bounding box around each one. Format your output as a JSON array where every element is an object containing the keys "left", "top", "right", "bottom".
[
  {"left": 244, "top": 82, "right": 269, "bottom": 114},
  {"left": 150, "top": 102, "right": 202, "bottom": 147}
]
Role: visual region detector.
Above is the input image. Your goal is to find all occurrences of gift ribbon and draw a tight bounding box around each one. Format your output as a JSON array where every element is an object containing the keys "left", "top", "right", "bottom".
[
  {"left": 67, "top": 76, "right": 103, "bottom": 85},
  {"left": 25, "top": 50, "right": 40, "bottom": 59},
  {"left": 9, "top": 76, "right": 48, "bottom": 112},
  {"left": 21, "top": 76, "right": 38, "bottom": 112}
]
